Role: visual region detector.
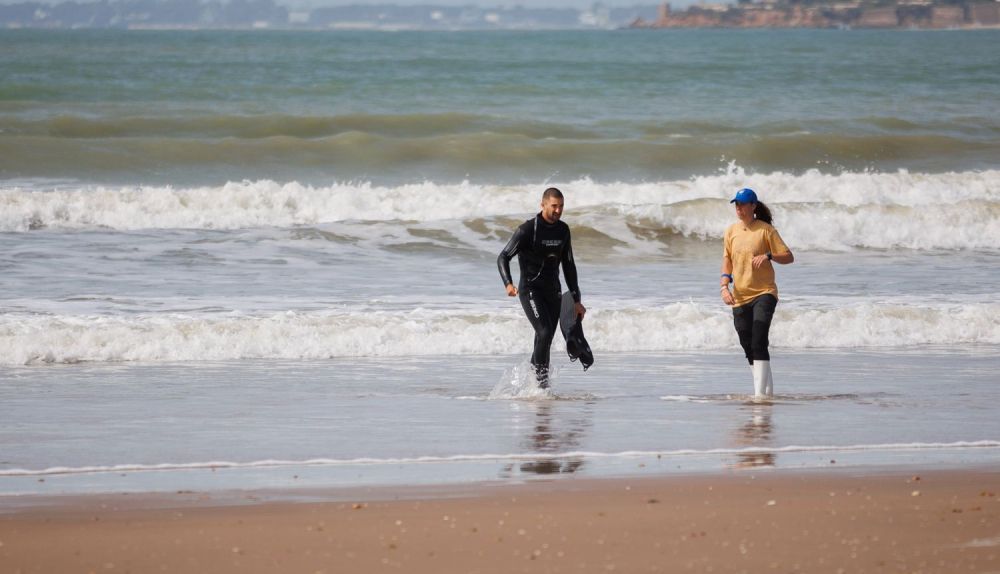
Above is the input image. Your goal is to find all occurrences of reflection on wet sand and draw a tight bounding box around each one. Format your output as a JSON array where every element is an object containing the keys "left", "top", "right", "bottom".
[
  {"left": 502, "top": 402, "right": 592, "bottom": 477},
  {"left": 732, "top": 404, "right": 775, "bottom": 468}
]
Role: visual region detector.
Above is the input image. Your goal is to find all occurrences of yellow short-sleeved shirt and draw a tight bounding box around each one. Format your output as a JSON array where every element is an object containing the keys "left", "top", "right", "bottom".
[{"left": 723, "top": 219, "right": 790, "bottom": 307}]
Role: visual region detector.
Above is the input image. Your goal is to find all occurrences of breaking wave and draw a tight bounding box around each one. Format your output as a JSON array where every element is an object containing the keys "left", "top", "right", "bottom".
[
  {"left": 2, "top": 301, "right": 996, "bottom": 365},
  {"left": 2, "top": 168, "right": 998, "bottom": 251}
]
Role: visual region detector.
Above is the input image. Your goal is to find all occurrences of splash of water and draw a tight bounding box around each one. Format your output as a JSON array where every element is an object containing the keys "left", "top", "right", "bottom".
[{"left": 488, "top": 361, "right": 560, "bottom": 400}]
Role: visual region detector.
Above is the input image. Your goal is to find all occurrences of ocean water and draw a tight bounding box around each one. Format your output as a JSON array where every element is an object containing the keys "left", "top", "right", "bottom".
[{"left": 1, "top": 29, "right": 998, "bottom": 497}]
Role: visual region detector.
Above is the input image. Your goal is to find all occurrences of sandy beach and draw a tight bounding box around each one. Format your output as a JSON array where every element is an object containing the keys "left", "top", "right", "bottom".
[{"left": 3, "top": 468, "right": 998, "bottom": 573}]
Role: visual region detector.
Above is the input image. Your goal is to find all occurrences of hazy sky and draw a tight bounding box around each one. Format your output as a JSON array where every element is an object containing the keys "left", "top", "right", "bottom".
[{"left": 0, "top": 0, "right": 675, "bottom": 7}]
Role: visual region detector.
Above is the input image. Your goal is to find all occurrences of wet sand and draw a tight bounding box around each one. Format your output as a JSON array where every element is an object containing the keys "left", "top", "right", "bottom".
[{"left": 2, "top": 469, "right": 998, "bottom": 574}]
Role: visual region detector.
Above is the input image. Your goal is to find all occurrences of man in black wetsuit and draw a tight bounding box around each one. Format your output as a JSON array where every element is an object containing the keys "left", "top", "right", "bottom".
[{"left": 497, "top": 187, "right": 586, "bottom": 388}]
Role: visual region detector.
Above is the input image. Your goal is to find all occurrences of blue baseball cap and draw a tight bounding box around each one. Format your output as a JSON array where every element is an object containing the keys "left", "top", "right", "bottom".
[{"left": 730, "top": 188, "right": 758, "bottom": 204}]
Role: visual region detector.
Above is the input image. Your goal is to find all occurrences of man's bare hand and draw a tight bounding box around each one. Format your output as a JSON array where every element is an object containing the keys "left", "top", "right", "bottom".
[{"left": 506, "top": 284, "right": 518, "bottom": 297}]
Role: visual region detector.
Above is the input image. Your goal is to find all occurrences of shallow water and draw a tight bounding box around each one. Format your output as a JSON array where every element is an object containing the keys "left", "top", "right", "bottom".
[{"left": 2, "top": 348, "right": 998, "bottom": 496}]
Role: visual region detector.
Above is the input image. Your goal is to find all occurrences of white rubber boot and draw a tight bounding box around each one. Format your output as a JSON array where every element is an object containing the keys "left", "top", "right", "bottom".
[
  {"left": 752, "top": 360, "right": 771, "bottom": 400},
  {"left": 764, "top": 361, "right": 774, "bottom": 397}
]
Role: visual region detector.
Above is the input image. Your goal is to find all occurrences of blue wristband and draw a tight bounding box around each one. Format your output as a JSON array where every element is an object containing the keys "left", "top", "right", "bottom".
[{"left": 721, "top": 273, "right": 733, "bottom": 283}]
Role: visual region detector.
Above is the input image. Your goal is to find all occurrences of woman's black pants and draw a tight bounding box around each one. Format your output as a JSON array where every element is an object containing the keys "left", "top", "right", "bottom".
[{"left": 732, "top": 294, "right": 777, "bottom": 364}]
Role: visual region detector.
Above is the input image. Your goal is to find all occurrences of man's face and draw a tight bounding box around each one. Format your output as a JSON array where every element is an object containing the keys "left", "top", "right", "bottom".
[{"left": 541, "top": 196, "right": 564, "bottom": 223}]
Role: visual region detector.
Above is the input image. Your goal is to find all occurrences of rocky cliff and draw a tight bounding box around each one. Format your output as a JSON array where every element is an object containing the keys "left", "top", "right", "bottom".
[{"left": 632, "top": 1, "right": 1000, "bottom": 29}]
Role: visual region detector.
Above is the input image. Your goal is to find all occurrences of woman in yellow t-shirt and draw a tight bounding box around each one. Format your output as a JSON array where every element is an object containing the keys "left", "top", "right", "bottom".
[{"left": 719, "top": 188, "right": 794, "bottom": 400}]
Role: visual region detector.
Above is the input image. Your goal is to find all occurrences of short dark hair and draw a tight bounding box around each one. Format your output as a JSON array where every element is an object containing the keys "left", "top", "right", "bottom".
[{"left": 542, "top": 187, "right": 563, "bottom": 200}]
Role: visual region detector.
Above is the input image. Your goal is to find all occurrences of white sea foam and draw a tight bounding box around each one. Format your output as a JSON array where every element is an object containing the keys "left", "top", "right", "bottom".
[
  {"left": 488, "top": 361, "right": 556, "bottom": 400},
  {"left": 3, "top": 440, "right": 998, "bottom": 477},
  {"left": 2, "top": 168, "right": 998, "bottom": 251},
  {"left": 660, "top": 395, "right": 709, "bottom": 403},
  {"left": 1, "top": 301, "right": 996, "bottom": 365}
]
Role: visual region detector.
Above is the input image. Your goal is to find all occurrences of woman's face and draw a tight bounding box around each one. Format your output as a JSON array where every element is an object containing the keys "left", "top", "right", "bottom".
[{"left": 735, "top": 201, "right": 755, "bottom": 223}]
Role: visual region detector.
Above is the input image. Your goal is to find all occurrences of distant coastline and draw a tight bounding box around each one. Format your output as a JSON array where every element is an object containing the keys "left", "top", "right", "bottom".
[
  {"left": 4, "top": 0, "right": 999, "bottom": 31},
  {"left": 631, "top": 0, "right": 1000, "bottom": 29}
]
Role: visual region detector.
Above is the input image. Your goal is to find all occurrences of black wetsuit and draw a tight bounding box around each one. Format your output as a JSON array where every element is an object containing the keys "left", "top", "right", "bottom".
[{"left": 497, "top": 213, "right": 581, "bottom": 383}]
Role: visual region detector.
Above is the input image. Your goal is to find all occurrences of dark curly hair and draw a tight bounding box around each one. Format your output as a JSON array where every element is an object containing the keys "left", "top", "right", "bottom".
[{"left": 754, "top": 201, "right": 773, "bottom": 225}]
